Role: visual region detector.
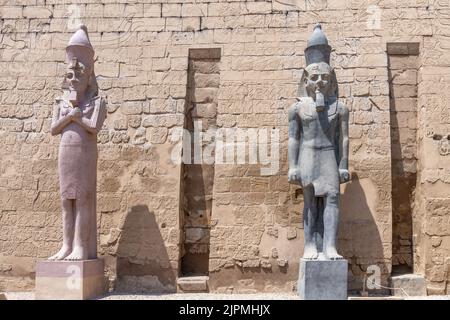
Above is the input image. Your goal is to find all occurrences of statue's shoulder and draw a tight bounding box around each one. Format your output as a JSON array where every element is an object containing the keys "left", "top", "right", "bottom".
[
  {"left": 55, "top": 96, "right": 64, "bottom": 104},
  {"left": 295, "top": 97, "right": 315, "bottom": 117},
  {"left": 54, "top": 97, "right": 68, "bottom": 108},
  {"left": 296, "top": 97, "right": 314, "bottom": 107},
  {"left": 335, "top": 100, "right": 349, "bottom": 116},
  {"left": 90, "top": 96, "right": 107, "bottom": 110},
  {"left": 91, "top": 96, "right": 108, "bottom": 124},
  {"left": 289, "top": 98, "right": 308, "bottom": 120},
  {"left": 288, "top": 104, "right": 298, "bottom": 121}
]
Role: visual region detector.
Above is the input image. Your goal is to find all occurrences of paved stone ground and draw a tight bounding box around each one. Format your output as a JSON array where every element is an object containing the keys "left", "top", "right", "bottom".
[
  {"left": 102, "top": 293, "right": 301, "bottom": 300},
  {"left": 2, "top": 292, "right": 300, "bottom": 300},
  {"left": 2, "top": 292, "right": 450, "bottom": 300}
]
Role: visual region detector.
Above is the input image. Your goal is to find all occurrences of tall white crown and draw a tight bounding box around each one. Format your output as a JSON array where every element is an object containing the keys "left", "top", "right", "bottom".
[{"left": 66, "top": 25, "right": 95, "bottom": 68}]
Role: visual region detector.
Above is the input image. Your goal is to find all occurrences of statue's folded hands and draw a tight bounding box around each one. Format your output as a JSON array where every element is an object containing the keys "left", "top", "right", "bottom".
[
  {"left": 339, "top": 169, "right": 350, "bottom": 184},
  {"left": 288, "top": 168, "right": 302, "bottom": 185},
  {"left": 68, "top": 107, "right": 82, "bottom": 120}
]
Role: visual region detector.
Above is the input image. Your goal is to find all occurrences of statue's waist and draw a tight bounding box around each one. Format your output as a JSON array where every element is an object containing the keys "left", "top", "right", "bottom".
[
  {"left": 301, "top": 145, "right": 335, "bottom": 151},
  {"left": 60, "top": 129, "right": 96, "bottom": 144}
]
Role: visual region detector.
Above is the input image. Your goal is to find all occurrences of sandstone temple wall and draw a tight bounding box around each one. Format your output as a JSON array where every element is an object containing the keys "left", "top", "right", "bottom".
[{"left": 0, "top": 0, "right": 449, "bottom": 294}]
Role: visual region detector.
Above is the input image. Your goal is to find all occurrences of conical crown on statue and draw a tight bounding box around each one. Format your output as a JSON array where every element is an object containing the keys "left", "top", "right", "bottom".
[
  {"left": 304, "top": 24, "right": 331, "bottom": 66},
  {"left": 66, "top": 25, "right": 94, "bottom": 68}
]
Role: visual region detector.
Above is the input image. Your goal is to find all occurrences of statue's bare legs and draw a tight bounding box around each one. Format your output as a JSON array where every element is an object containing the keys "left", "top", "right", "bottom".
[
  {"left": 303, "top": 187, "right": 319, "bottom": 260},
  {"left": 65, "top": 199, "right": 89, "bottom": 260},
  {"left": 49, "top": 199, "right": 74, "bottom": 260},
  {"left": 323, "top": 193, "right": 343, "bottom": 260}
]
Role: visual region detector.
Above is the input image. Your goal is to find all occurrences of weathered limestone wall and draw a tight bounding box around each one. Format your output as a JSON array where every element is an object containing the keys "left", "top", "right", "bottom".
[
  {"left": 414, "top": 33, "right": 450, "bottom": 295},
  {"left": 0, "top": 0, "right": 449, "bottom": 294}
]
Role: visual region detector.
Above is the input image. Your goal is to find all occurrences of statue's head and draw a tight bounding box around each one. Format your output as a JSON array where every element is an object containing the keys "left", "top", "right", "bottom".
[
  {"left": 64, "top": 25, "right": 98, "bottom": 102},
  {"left": 66, "top": 57, "right": 91, "bottom": 94},
  {"left": 304, "top": 62, "right": 333, "bottom": 100},
  {"left": 299, "top": 24, "right": 338, "bottom": 110}
]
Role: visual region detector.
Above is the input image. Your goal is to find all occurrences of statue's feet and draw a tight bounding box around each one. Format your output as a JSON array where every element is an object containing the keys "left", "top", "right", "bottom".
[
  {"left": 302, "top": 245, "right": 319, "bottom": 260},
  {"left": 48, "top": 246, "right": 72, "bottom": 260},
  {"left": 324, "top": 248, "right": 344, "bottom": 260},
  {"left": 64, "top": 246, "right": 88, "bottom": 260}
]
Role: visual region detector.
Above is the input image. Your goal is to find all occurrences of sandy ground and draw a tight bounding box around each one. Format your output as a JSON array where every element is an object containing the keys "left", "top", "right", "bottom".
[{"left": 2, "top": 291, "right": 450, "bottom": 300}]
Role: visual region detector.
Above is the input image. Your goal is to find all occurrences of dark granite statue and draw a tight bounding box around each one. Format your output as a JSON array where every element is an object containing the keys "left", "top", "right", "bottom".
[{"left": 288, "top": 24, "right": 350, "bottom": 260}]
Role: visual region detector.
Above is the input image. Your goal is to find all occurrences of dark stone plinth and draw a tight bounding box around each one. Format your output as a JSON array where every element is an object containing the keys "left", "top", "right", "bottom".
[{"left": 298, "top": 258, "right": 348, "bottom": 300}]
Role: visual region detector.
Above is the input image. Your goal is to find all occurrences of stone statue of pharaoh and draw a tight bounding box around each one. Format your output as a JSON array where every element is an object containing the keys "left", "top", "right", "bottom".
[
  {"left": 288, "top": 24, "right": 350, "bottom": 260},
  {"left": 49, "top": 25, "right": 107, "bottom": 261}
]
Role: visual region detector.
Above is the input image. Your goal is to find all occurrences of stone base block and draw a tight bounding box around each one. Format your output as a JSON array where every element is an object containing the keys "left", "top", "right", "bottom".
[
  {"left": 177, "top": 276, "right": 209, "bottom": 293},
  {"left": 390, "top": 274, "right": 427, "bottom": 297},
  {"left": 35, "top": 259, "right": 105, "bottom": 300},
  {"left": 298, "top": 258, "right": 348, "bottom": 300}
]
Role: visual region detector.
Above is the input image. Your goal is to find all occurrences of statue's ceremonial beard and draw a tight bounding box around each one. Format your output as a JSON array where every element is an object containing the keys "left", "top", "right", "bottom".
[
  {"left": 315, "top": 90, "right": 325, "bottom": 112},
  {"left": 68, "top": 90, "right": 79, "bottom": 107}
]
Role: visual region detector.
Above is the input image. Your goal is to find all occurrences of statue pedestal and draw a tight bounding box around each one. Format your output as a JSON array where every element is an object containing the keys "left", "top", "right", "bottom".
[
  {"left": 35, "top": 259, "right": 105, "bottom": 300},
  {"left": 298, "top": 258, "right": 348, "bottom": 300}
]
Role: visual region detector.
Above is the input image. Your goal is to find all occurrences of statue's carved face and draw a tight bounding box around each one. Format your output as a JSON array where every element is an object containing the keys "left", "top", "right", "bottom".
[
  {"left": 66, "top": 58, "right": 90, "bottom": 94},
  {"left": 304, "top": 62, "right": 332, "bottom": 98}
]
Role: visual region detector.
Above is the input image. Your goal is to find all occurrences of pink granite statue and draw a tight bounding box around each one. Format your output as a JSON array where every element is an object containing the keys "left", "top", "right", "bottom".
[{"left": 49, "top": 25, "right": 107, "bottom": 261}]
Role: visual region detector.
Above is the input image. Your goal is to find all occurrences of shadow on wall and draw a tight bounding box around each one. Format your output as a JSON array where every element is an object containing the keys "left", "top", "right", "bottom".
[
  {"left": 113, "top": 205, "right": 176, "bottom": 293},
  {"left": 340, "top": 173, "right": 388, "bottom": 293},
  {"left": 387, "top": 56, "right": 415, "bottom": 275}
]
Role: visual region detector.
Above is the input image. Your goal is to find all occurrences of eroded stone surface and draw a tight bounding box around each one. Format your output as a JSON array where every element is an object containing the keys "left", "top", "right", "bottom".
[{"left": 390, "top": 274, "right": 427, "bottom": 297}]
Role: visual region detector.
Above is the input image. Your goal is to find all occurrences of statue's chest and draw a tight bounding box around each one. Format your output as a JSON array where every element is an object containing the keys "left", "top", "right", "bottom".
[
  {"left": 60, "top": 101, "right": 95, "bottom": 118},
  {"left": 299, "top": 104, "right": 339, "bottom": 134}
]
